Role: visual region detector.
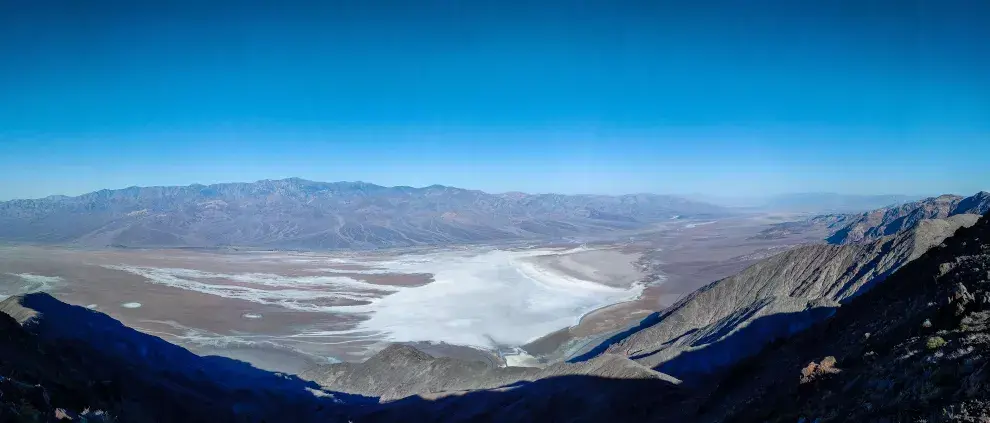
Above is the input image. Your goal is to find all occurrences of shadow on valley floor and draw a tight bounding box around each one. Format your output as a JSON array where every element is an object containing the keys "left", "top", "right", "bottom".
[
  {"left": 654, "top": 306, "right": 837, "bottom": 379},
  {"left": 564, "top": 296, "right": 842, "bottom": 382},
  {"left": 568, "top": 311, "right": 665, "bottom": 363}
]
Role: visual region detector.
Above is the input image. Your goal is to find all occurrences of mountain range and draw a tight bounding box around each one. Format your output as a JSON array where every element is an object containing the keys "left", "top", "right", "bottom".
[{"left": 0, "top": 178, "right": 726, "bottom": 249}]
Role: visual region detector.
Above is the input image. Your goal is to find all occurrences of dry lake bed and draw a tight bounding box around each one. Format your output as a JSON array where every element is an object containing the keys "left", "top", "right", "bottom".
[{"left": 0, "top": 215, "right": 810, "bottom": 374}]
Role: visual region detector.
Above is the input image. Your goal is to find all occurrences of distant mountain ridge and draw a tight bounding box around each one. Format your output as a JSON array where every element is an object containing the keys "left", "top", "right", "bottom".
[
  {"left": 0, "top": 178, "right": 726, "bottom": 249},
  {"left": 828, "top": 191, "right": 990, "bottom": 244},
  {"left": 751, "top": 191, "right": 990, "bottom": 243}
]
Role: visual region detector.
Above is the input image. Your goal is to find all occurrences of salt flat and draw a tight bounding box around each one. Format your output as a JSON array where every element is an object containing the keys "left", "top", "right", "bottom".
[
  {"left": 328, "top": 247, "right": 643, "bottom": 348},
  {"left": 0, "top": 244, "right": 646, "bottom": 372}
]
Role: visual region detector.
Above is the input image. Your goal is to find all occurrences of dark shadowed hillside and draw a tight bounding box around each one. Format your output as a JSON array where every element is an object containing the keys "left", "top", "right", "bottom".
[
  {"left": 0, "top": 178, "right": 726, "bottom": 249},
  {"left": 0, "top": 293, "right": 364, "bottom": 423},
  {"left": 691, "top": 210, "right": 990, "bottom": 422}
]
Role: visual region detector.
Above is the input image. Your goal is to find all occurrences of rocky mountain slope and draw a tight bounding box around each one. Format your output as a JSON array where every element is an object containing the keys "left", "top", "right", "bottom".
[
  {"left": 752, "top": 191, "right": 990, "bottom": 244},
  {"left": 301, "top": 344, "right": 678, "bottom": 402},
  {"left": 828, "top": 191, "right": 990, "bottom": 244},
  {"left": 0, "top": 178, "right": 725, "bottom": 249},
  {"left": 596, "top": 214, "right": 980, "bottom": 377},
  {"left": 691, "top": 209, "right": 990, "bottom": 422}
]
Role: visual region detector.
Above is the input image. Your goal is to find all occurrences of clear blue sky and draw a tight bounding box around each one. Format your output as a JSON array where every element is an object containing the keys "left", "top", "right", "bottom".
[{"left": 1, "top": 0, "right": 988, "bottom": 200}]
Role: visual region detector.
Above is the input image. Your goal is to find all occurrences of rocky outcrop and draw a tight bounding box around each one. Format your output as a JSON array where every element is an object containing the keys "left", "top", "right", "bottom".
[
  {"left": 827, "top": 191, "right": 990, "bottom": 244},
  {"left": 594, "top": 214, "right": 980, "bottom": 377},
  {"left": 302, "top": 344, "right": 678, "bottom": 401}
]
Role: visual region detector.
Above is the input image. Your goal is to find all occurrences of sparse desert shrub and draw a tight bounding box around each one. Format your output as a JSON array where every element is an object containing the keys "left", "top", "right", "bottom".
[{"left": 926, "top": 336, "right": 948, "bottom": 350}]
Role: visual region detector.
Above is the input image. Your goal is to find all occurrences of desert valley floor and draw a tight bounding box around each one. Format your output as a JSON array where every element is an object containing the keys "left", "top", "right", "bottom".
[{"left": 0, "top": 215, "right": 818, "bottom": 373}]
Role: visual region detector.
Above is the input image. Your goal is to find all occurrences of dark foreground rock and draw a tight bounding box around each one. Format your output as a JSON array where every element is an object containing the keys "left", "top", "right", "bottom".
[
  {"left": 688, "top": 210, "right": 990, "bottom": 422},
  {"left": 0, "top": 292, "right": 366, "bottom": 423}
]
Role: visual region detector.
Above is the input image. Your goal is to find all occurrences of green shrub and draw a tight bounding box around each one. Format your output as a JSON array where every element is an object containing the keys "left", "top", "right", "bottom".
[{"left": 926, "top": 336, "right": 947, "bottom": 350}]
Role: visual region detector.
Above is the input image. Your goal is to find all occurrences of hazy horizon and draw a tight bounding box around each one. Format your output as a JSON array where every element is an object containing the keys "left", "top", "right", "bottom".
[
  {"left": 2, "top": 0, "right": 988, "bottom": 200},
  {"left": 0, "top": 175, "right": 966, "bottom": 203}
]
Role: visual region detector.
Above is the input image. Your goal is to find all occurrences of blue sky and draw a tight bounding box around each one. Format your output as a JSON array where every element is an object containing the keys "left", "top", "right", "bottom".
[{"left": 1, "top": 0, "right": 988, "bottom": 200}]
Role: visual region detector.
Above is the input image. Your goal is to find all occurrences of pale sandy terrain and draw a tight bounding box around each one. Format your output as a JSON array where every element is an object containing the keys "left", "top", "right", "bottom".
[{"left": 525, "top": 248, "right": 644, "bottom": 289}]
